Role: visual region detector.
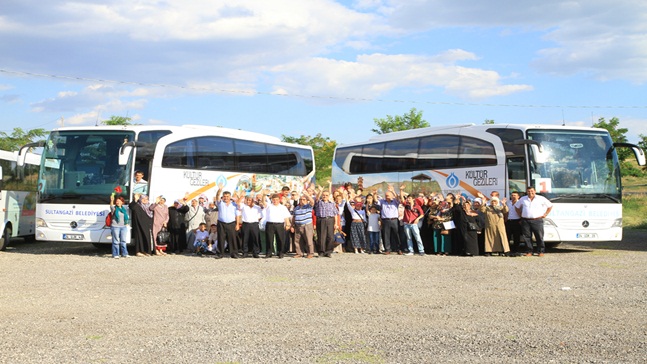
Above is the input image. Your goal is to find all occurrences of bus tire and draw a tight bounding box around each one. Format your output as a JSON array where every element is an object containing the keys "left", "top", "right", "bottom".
[{"left": 0, "top": 226, "right": 11, "bottom": 251}]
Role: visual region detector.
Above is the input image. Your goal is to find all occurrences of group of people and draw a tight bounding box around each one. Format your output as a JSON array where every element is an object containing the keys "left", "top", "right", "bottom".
[{"left": 108, "top": 171, "right": 553, "bottom": 260}]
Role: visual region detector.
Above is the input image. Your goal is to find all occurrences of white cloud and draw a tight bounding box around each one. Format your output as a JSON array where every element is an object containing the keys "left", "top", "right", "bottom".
[
  {"left": 383, "top": 1, "right": 647, "bottom": 83},
  {"left": 617, "top": 116, "right": 647, "bottom": 144},
  {"left": 271, "top": 53, "right": 532, "bottom": 100},
  {"left": 31, "top": 84, "right": 150, "bottom": 122}
]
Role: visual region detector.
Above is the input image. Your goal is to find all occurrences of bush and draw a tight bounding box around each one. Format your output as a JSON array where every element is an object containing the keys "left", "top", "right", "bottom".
[{"left": 623, "top": 194, "right": 647, "bottom": 229}]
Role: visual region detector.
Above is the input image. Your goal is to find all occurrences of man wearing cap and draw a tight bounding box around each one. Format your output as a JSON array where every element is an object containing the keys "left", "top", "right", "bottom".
[{"left": 514, "top": 186, "right": 553, "bottom": 257}]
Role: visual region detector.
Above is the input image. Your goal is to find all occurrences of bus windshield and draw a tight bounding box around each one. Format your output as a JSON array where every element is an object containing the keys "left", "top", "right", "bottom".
[
  {"left": 38, "top": 130, "right": 135, "bottom": 204},
  {"left": 528, "top": 129, "right": 620, "bottom": 201}
]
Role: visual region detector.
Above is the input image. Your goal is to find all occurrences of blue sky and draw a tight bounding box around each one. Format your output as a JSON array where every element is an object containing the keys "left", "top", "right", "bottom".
[{"left": 1, "top": 0, "right": 647, "bottom": 146}]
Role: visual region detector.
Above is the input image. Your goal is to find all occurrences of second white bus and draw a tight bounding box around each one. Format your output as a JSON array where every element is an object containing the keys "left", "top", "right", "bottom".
[{"left": 332, "top": 123, "right": 645, "bottom": 244}]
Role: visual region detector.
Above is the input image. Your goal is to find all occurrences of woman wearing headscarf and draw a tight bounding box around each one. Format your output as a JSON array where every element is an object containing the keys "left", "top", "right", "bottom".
[
  {"left": 433, "top": 199, "right": 453, "bottom": 256},
  {"left": 109, "top": 194, "right": 130, "bottom": 258},
  {"left": 477, "top": 192, "right": 510, "bottom": 256},
  {"left": 453, "top": 196, "right": 480, "bottom": 256},
  {"left": 168, "top": 198, "right": 190, "bottom": 254},
  {"left": 129, "top": 193, "right": 154, "bottom": 256},
  {"left": 150, "top": 195, "right": 170, "bottom": 256}
]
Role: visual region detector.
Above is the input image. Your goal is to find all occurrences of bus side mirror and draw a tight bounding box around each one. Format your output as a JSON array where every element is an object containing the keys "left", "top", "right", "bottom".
[
  {"left": 514, "top": 139, "right": 546, "bottom": 164},
  {"left": 613, "top": 142, "right": 646, "bottom": 166},
  {"left": 17, "top": 141, "right": 45, "bottom": 167},
  {"left": 119, "top": 143, "right": 135, "bottom": 166}
]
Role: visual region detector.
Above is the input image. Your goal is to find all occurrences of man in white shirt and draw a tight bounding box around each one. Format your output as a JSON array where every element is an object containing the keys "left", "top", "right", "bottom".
[
  {"left": 514, "top": 187, "right": 553, "bottom": 257},
  {"left": 237, "top": 195, "right": 263, "bottom": 258},
  {"left": 506, "top": 191, "right": 523, "bottom": 253},
  {"left": 264, "top": 193, "right": 292, "bottom": 259},
  {"left": 132, "top": 170, "right": 148, "bottom": 194}
]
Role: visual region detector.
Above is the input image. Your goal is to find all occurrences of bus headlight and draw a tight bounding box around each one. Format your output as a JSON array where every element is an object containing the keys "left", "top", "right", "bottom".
[
  {"left": 543, "top": 218, "right": 556, "bottom": 227},
  {"left": 36, "top": 218, "right": 48, "bottom": 228},
  {"left": 611, "top": 218, "right": 622, "bottom": 228}
]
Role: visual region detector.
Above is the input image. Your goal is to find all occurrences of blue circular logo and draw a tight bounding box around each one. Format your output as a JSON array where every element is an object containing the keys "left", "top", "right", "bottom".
[
  {"left": 216, "top": 175, "right": 228, "bottom": 188},
  {"left": 446, "top": 173, "right": 460, "bottom": 188}
]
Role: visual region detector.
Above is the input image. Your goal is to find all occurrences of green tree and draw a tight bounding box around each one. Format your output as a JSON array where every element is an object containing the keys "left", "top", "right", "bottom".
[
  {"left": 282, "top": 133, "right": 337, "bottom": 183},
  {"left": 372, "top": 108, "right": 429, "bottom": 134},
  {"left": 593, "top": 117, "right": 645, "bottom": 177},
  {"left": 484, "top": 119, "right": 495, "bottom": 124},
  {"left": 638, "top": 134, "right": 647, "bottom": 153},
  {"left": 102, "top": 116, "right": 132, "bottom": 125},
  {"left": 0, "top": 127, "right": 48, "bottom": 151},
  {"left": 593, "top": 117, "right": 631, "bottom": 161}
]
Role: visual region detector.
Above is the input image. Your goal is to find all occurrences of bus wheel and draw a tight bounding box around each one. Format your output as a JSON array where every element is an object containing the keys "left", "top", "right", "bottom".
[{"left": 0, "top": 227, "right": 11, "bottom": 251}]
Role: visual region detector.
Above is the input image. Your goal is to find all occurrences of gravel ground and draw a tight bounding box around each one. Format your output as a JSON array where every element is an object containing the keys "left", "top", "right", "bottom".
[{"left": 1, "top": 231, "right": 646, "bottom": 364}]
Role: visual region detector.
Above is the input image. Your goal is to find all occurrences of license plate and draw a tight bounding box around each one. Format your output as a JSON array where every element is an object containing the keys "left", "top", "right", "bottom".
[
  {"left": 63, "top": 234, "right": 84, "bottom": 240},
  {"left": 576, "top": 233, "right": 598, "bottom": 239}
]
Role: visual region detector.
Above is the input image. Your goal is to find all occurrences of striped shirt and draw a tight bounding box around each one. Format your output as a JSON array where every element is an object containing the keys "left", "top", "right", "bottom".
[{"left": 293, "top": 204, "right": 313, "bottom": 225}]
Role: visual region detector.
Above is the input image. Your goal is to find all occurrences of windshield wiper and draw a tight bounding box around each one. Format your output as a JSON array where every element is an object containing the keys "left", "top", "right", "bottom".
[
  {"left": 591, "top": 194, "right": 620, "bottom": 203},
  {"left": 548, "top": 194, "right": 581, "bottom": 202},
  {"left": 549, "top": 194, "right": 620, "bottom": 203}
]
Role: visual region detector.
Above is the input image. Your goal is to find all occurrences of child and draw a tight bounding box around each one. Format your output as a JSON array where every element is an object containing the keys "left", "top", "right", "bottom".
[
  {"left": 193, "top": 223, "right": 210, "bottom": 255},
  {"left": 207, "top": 224, "right": 218, "bottom": 254},
  {"left": 367, "top": 205, "right": 381, "bottom": 254}
]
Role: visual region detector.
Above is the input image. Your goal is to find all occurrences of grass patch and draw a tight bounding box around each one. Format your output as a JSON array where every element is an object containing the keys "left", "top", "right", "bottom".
[{"left": 622, "top": 194, "right": 647, "bottom": 229}]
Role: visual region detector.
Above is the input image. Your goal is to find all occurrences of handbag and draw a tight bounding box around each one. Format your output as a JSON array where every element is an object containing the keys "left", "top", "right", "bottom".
[
  {"left": 157, "top": 227, "right": 170, "bottom": 245},
  {"left": 333, "top": 231, "right": 345, "bottom": 246},
  {"left": 105, "top": 212, "right": 113, "bottom": 227}
]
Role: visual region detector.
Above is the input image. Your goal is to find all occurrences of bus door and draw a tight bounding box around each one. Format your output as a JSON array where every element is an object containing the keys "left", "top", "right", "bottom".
[
  {"left": 135, "top": 130, "right": 172, "bottom": 195},
  {"left": 486, "top": 128, "right": 528, "bottom": 195}
]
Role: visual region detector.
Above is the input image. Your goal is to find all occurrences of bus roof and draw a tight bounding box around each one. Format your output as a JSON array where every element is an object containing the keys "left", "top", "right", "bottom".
[
  {"left": 49, "top": 124, "right": 311, "bottom": 150},
  {"left": 339, "top": 123, "right": 610, "bottom": 148}
]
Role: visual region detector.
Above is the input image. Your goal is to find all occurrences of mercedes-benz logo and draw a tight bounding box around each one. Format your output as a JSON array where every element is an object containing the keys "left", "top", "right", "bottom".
[
  {"left": 582, "top": 220, "right": 590, "bottom": 228},
  {"left": 70, "top": 221, "right": 78, "bottom": 229}
]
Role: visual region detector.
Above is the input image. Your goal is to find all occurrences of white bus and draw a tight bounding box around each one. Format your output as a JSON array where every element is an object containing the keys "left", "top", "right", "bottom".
[
  {"left": 28, "top": 125, "right": 315, "bottom": 246},
  {"left": 332, "top": 124, "right": 646, "bottom": 244},
  {"left": 0, "top": 149, "right": 40, "bottom": 250}
]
